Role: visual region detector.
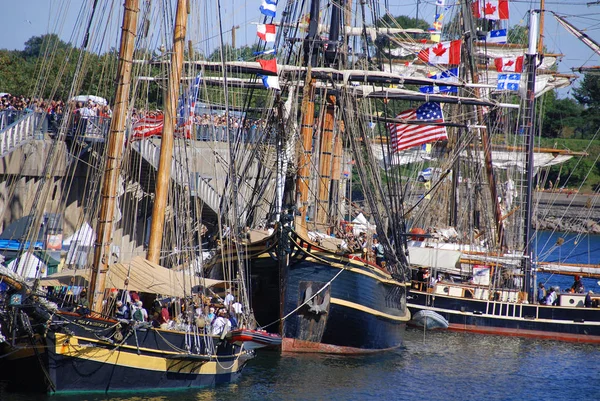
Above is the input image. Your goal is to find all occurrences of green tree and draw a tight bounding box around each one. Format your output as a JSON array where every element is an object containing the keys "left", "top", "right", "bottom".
[
  {"left": 572, "top": 74, "right": 600, "bottom": 139},
  {"left": 540, "top": 94, "right": 582, "bottom": 138}
]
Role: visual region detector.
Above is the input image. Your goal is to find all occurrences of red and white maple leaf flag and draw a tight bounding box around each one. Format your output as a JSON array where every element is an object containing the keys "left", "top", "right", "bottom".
[
  {"left": 418, "top": 40, "right": 461, "bottom": 65},
  {"left": 257, "top": 24, "right": 276, "bottom": 43},
  {"left": 472, "top": 0, "right": 509, "bottom": 20},
  {"left": 494, "top": 56, "right": 524, "bottom": 72},
  {"left": 258, "top": 58, "right": 278, "bottom": 74}
]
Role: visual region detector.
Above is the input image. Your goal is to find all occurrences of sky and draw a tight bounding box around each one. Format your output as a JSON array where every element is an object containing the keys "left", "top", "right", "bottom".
[{"left": 1, "top": 0, "right": 599, "bottom": 97}]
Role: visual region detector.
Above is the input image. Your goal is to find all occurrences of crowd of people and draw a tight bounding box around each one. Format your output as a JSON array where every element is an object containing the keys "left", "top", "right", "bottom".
[
  {"left": 1, "top": 92, "right": 269, "bottom": 143},
  {"left": 73, "top": 288, "right": 244, "bottom": 336}
]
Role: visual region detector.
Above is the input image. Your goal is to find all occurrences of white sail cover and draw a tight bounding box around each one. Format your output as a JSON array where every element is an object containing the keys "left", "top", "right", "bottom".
[
  {"left": 408, "top": 246, "right": 462, "bottom": 270},
  {"left": 371, "top": 144, "right": 573, "bottom": 169},
  {"left": 465, "top": 150, "right": 574, "bottom": 170}
]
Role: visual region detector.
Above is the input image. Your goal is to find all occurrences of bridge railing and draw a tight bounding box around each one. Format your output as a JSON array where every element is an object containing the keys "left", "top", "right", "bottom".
[{"left": 0, "top": 111, "right": 37, "bottom": 156}]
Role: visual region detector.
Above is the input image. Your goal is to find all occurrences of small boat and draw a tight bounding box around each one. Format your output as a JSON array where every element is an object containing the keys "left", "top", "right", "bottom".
[
  {"left": 227, "top": 329, "right": 282, "bottom": 350},
  {"left": 408, "top": 310, "right": 449, "bottom": 330}
]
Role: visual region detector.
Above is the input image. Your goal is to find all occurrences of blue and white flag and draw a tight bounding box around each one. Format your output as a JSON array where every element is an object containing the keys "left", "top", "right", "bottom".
[
  {"left": 260, "top": 75, "right": 280, "bottom": 90},
  {"left": 487, "top": 29, "right": 507, "bottom": 44},
  {"left": 419, "top": 67, "right": 459, "bottom": 94},
  {"left": 497, "top": 73, "right": 521, "bottom": 91},
  {"left": 253, "top": 49, "right": 277, "bottom": 56},
  {"left": 260, "top": 0, "right": 277, "bottom": 18}
]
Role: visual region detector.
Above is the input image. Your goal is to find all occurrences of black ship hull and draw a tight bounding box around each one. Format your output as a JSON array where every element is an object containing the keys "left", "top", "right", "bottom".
[
  {"left": 207, "top": 231, "right": 410, "bottom": 353},
  {"left": 408, "top": 286, "right": 600, "bottom": 343},
  {"left": 0, "top": 311, "right": 251, "bottom": 393}
]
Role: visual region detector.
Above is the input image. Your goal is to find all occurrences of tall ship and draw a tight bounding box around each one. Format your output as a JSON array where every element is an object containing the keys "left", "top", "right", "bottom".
[
  {"left": 203, "top": 0, "right": 538, "bottom": 352},
  {"left": 385, "top": 4, "right": 600, "bottom": 342},
  {"left": 0, "top": 0, "right": 260, "bottom": 392}
]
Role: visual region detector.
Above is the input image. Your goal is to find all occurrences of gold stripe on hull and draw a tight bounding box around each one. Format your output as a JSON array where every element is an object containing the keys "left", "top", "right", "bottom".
[
  {"left": 54, "top": 333, "right": 248, "bottom": 375},
  {"left": 330, "top": 298, "right": 410, "bottom": 322}
]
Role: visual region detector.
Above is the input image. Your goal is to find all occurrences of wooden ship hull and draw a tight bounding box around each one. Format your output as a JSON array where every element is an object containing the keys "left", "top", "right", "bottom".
[{"left": 0, "top": 310, "right": 251, "bottom": 392}]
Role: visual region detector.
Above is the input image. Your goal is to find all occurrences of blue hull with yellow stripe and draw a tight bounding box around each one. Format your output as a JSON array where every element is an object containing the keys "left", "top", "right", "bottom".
[
  {"left": 279, "top": 231, "right": 409, "bottom": 353},
  {"left": 204, "top": 230, "right": 410, "bottom": 353},
  {"left": 0, "top": 311, "right": 252, "bottom": 393}
]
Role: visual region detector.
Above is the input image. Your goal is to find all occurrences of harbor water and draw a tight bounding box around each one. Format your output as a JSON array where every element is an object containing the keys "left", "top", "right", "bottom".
[{"left": 3, "top": 233, "right": 600, "bottom": 401}]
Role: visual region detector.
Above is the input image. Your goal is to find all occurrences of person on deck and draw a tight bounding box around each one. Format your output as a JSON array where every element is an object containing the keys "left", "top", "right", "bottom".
[
  {"left": 133, "top": 300, "right": 147, "bottom": 322},
  {"left": 207, "top": 307, "right": 216, "bottom": 323},
  {"left": 77, "top": 289, "right": 90, "bottom": 315},
  {"left": 224, "top": 291, "right": 235, "bottom": 308},
  {"left": 585, "top": 291, "right": 593, "bottom": 308},
  {"left": 372, "top": 238, "right": 384, "bottom": 267},
  {"left": 211, "top": 308, "right": 232, "bottom": 336},
  {"left": 545, "top": 288, "right": 557, "bottom": 306},
  {"left": 115, "top": 301, "right": 129, "bottom": 319},
  {"left": 571, "top": 275, "right": 584, "bottom": 293},
  {"left": 538, "top": 283, "right": 547, "bottom": 304}
]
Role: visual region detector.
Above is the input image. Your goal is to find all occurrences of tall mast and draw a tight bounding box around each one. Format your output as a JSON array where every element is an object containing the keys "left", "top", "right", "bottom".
[
  {"left": 522, "top": 10, "right": 540, "bottom": 298},
  {"left": 461, "top": 0, "right": 506, "bottom": 249},
  {"left": 147, "top": 0, "right": 188, "bottom": 263},
  {"left": 315, "top": 95, "right": 336, "bottom": 227},
  {"left": 89, "top": 0, "right": 139, "bottom": 312},
  {"left": 296, "top": 0, "right": 320, "bottom": 227},
  {"left": 315, "top": 1, "right": 343, "bottom": 229}
]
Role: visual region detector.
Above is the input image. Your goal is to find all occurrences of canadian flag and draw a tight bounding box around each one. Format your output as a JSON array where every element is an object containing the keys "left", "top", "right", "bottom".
[
  {"left": 257, "top": 24, "right": 276, "bottom": 43},
  {"left": 418, "top": 40, "right": 462, "bottom": 65},
  {"left": 494, "top": 56, "right": 524, "bottom": 72},
  {"left": 258, "top": 58, "right": 278, "bottom": 74},
  {"left": 472, "top": 0, "right": 509, "bottom": 20}
]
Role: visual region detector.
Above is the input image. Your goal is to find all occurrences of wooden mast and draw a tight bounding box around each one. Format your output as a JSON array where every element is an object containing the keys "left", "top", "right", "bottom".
[
  {"left": 89, "top": 0, "right": 139, "bottom": 312},
  {"left": 315, "top": 95, "right": 336, "bottom": 227},
  {"left": 147, "top": 0, "right": 188, "bottom": 263},
  {"left": 296, "top": 0, "right": 320, "bottom": 228},
  {"left": 315, "top": 0, "right": 343, "bottom": 229}
]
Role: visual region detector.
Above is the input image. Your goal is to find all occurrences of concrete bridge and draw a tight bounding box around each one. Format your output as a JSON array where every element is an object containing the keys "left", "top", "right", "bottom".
[{"left": 0, "top": 113, "right": 276, "bottom": 264}]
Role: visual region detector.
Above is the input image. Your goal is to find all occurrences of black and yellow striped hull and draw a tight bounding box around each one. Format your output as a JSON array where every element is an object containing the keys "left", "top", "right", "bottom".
[{"left": 1, "top": 312, "right": 252, "bottom": 393}]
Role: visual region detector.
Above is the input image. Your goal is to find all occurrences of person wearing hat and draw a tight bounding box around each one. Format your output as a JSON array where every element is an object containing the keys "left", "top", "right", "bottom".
[
  {"left": 210, "top": 308, "right": 231, "bottom": 336},
  {"left": 571, "top": 275, "right": 584, "bottom": 294}
]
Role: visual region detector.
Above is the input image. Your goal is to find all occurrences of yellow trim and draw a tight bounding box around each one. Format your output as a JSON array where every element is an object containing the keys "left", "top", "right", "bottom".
[
  {"left": 330, "top": 297, "right": 410, "bottom": 322},
  {"left": 300, "top": 255, "right": 400, "bottom": 285},
  {"left": 54, "top": 333, "right": 248, "bottom": 375}
]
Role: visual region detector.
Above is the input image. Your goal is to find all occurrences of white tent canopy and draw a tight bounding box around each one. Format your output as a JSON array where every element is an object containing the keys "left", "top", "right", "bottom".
[{"left": 71, "top": 95, "right": 108, "bottom": 106}]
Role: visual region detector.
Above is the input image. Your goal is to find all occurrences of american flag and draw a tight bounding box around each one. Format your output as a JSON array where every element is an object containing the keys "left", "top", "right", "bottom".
[
  {"left": 387, "top": 102, "right": 448, "bottom": 152},
  {"left": 177, "top": 73, "right": 202, "bottom": 138}
]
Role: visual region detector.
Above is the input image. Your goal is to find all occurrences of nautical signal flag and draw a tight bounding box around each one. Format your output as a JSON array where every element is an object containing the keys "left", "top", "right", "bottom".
[
  {"left": 257, "top": 24, "right": 276, "bottom": 43},
  {"left": 419, "top": 67, "right": 459, "bottom": 94},
  {"left": 494, "top": 56, "right": 524, "bottom": 72},
  {"left": 260, "top": 0, "right": 277, "bottom": 18},
  {"left": 472, "top": 0, "right": 509, "bottom": 20},
  {"left": 258, "top": 58, "right": 278, "bottom": 74},
  {"left": 497, "top": 73, "right": 521, "bottom": 91},
  {"left": 418, "top": 40, "right": 461, "bottom": 65},
  {"left": 387, "top": 102, "right": 448, "bottom": 152},
  {"left": 261, "top": 75, "right": 281, "bottom": 90},
  {"left": 486, "top": 29, "right": 507, "bottom": 44}
]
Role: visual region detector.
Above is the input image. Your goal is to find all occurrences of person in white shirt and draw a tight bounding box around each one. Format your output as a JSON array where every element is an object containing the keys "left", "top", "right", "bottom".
[
  {"left": 231, "top": 301, "right": 243, "bottom": 316},
  {"left": 224, "top": 291, "right": 235, "bottom": 307},
  {"left": 211, "top": 308, "right": 231, "bottom": 336}
]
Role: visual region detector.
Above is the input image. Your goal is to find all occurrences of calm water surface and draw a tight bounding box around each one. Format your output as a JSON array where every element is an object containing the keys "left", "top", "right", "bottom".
[{"left": 4, "top": 330, "right": 600, "bottom": 401}]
